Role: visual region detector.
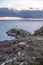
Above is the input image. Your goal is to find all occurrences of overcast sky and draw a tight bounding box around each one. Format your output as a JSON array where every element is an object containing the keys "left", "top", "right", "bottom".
[{"left": 0, "top": 0, "right": 43, "bottom": 10}]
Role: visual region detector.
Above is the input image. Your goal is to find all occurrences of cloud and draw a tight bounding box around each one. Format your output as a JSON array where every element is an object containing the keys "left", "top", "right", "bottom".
[
  {"left": 0, "top": 7, "right": 43, "bottom": 18},
  {"left": 0, "top": 0, "right": 43, "bottom": 10}
]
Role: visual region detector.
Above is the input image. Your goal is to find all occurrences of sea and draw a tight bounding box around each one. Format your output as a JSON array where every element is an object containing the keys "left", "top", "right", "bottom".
[{"left": 0, "top": 20, "right": 43, "bottom": 41}]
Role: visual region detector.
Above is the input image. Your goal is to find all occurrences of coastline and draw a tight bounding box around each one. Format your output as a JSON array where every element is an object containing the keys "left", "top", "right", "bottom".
[{"left": 0, "top": 27, "right": 43, "bottom": 65}]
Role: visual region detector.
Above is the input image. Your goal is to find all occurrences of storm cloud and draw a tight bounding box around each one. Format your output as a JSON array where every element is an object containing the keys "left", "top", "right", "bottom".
[{"left": 0, "top": 8, "right": 43, "bottom": 18}]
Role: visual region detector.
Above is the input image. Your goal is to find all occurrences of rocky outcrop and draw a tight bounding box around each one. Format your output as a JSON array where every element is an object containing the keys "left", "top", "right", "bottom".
[
  {"left": 34, "top": 27, "right": 43, "bottom": 36},
  {"left": 0, "top": 28, "right": 43, "bottom": 65},
  {"left": 6, "top": 28, "right": 31, "bottom": 38},
  {"left": 0, "top": 38, "right": 43, "bottom": 65}
]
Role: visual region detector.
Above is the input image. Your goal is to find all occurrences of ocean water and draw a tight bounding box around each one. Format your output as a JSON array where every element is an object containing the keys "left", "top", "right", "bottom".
[{"left": 0, "top": 20, "right": 43, "bottom": 41}]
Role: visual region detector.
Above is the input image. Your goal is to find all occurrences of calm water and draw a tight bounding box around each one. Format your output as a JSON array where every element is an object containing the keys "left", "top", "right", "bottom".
[{"left": 0, "top": 20, "right": 43, "bottom": 41}]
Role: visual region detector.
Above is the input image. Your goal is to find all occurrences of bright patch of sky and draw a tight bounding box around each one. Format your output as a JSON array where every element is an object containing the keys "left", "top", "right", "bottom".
[{"left": 0, "top": 0, "right": 43, "bottom": 10}]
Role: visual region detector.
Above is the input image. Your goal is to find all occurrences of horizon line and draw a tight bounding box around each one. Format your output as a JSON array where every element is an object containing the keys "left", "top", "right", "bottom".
[{"left": 0, "top": 17, "right": 43, "bottom": 20}]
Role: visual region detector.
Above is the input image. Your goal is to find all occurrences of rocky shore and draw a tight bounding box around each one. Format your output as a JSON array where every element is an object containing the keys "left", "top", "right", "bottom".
[
  {"left": 0, "top": 38, "right": 43, "bottom": 65},
  {"left": 0, "top": 27, "right": 43, "bottom": 65}
]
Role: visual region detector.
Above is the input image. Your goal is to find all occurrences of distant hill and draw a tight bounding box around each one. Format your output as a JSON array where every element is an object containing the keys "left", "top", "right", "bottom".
[{"left": 0, "top": 8, "right": 43, "bottom": 18}]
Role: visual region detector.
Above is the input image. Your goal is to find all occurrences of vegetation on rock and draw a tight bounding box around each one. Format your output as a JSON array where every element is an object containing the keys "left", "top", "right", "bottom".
[
  {"left": 34, "top": 27, "right": 43, "bottom": 36},
  {"left": 0, "top": 28, "right": 43, "bottom": 65},
  {"left": 6, "top": 28, "right": 31, "bottom": 38}
]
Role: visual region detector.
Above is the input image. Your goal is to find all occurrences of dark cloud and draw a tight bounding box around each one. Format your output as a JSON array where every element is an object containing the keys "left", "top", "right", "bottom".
[{"left": 0, "top": 8, "right": 43, "bottom": 18}]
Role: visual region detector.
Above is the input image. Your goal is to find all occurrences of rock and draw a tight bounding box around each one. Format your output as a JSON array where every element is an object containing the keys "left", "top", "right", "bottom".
[
  {"left": 6, "top": 28, "right": 18, "bottom": 36},
  {"left": 6, "top": 28, "right": 31, "bottom": 38},
  {"left": 34, "top": 26, "right": 43, "bottom": 36},
  {"left": 0, "top": 35, "right": 43, "bottom": 65},
  {"left": 36, "top": 57, "right": 43, "bottom": 65},
  {"left": 0, "top": 40, "right": 10, "bottom": 47},
  {"left": 0, "top": 56, "right": 6, "bottom": 61},
  {"left": 17, "top": 52, "right": 21, "bottom": 55},
  {"left": 18, "top": 42, "right": 26, "bottom": 45}
]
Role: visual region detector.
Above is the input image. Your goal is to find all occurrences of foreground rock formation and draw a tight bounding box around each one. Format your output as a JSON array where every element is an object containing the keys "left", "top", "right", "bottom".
[
  {"left": 0, "top": 38, "right": 43, "bottom": 65},
  {"left": 0, "top": 28, "right": 43, "bottom": 65}
]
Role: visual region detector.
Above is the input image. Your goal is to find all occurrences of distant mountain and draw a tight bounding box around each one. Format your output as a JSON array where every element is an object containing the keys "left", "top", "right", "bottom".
[{"left": 0, "top": 8, "right": 43, "bottom": 18}]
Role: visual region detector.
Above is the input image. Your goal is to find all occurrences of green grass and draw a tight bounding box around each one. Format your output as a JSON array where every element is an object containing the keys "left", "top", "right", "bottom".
[
  {"left": 29, "top": 61, "right": 40, "bottom": 65},
  {"left": 28, "top": 36, "right": 43, "bottom": 40}
]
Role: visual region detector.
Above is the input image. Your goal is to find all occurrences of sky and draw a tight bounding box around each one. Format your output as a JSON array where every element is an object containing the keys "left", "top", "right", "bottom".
[{"left": 0, "top": 0, "right": 43, "bottom": 10}]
